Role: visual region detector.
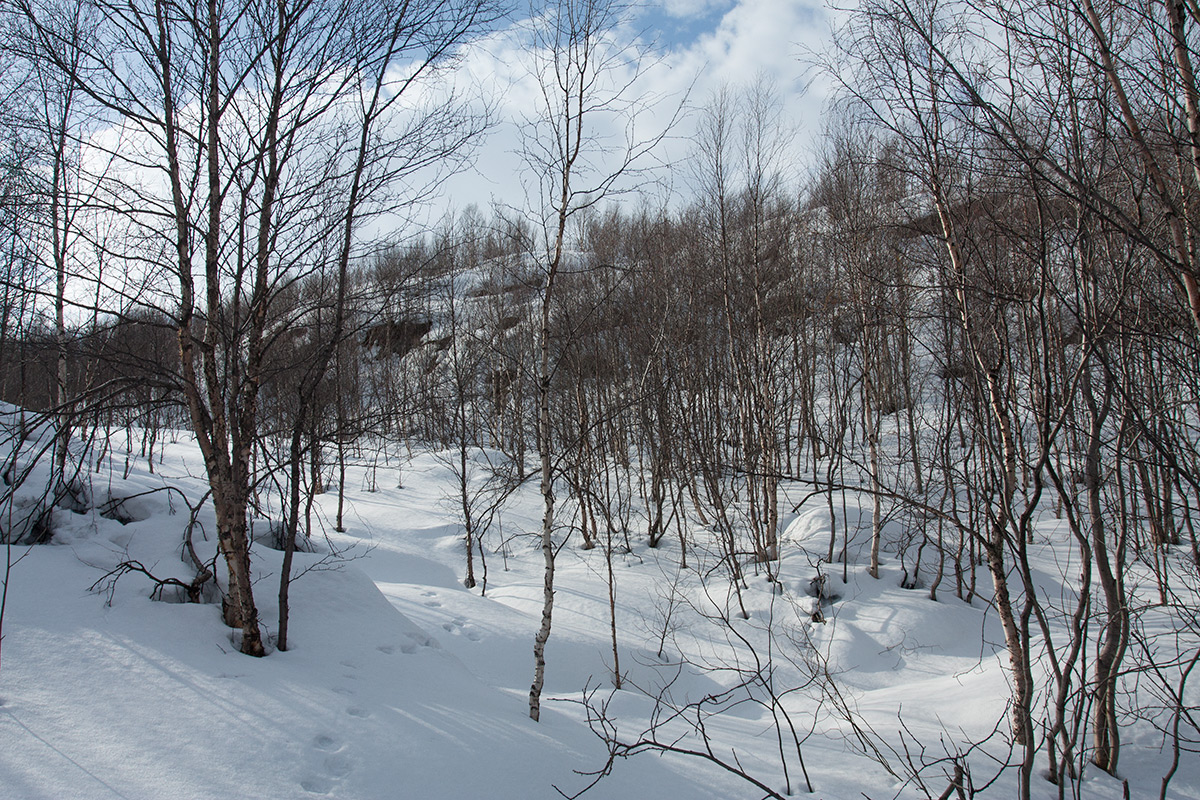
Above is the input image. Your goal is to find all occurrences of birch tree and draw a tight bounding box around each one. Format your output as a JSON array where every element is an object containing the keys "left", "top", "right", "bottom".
[
  {"left": 520, "top": 0, "right": 675, "bottom": 720},
  {"left": 16, "top": 0, "right": 498, "bottom": 655}
]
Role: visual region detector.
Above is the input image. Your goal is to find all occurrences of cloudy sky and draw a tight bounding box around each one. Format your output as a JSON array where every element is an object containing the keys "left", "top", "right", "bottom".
[{"left": 426, "top": 0, "right": 835, "bottom": 222}]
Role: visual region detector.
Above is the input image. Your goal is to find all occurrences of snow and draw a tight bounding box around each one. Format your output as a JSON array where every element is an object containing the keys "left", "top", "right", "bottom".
[{"left": 0, "top": 427, "right": 1197, "bottom": 799}]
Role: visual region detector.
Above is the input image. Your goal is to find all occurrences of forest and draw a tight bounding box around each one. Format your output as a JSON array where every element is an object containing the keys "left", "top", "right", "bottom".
[{"left": 0, "top": 0, "right": 1198, "bottom": 798}]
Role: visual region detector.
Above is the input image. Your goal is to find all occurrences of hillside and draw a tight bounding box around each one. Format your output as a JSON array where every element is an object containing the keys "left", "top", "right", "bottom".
[{"left": 1, "top": 414, "right": 1194, "bottom": 799}]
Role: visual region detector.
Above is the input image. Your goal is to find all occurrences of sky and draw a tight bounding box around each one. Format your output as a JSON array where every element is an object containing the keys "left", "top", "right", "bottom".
[{"left": 425, "top": 0, "right": 835, "bottom": 225}]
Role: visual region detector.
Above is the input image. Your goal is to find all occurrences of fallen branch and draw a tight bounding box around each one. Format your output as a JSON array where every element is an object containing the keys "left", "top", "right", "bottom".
[{"left": 90, "top": 559, "right": 209, "bottom": 604}]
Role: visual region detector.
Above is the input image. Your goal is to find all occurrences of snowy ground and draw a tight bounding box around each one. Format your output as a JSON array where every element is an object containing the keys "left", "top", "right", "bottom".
[{"left": 0, "top": 428, "right": 1196, "bottom": 799}]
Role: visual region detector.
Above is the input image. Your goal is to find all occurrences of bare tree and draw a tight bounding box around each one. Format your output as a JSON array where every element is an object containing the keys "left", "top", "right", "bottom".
[
  {"left": 518, "top": 0, "right": 678, "bottom": 720},
  {"left": 16, "top": 0, "right": 499, "bottom": 655}
]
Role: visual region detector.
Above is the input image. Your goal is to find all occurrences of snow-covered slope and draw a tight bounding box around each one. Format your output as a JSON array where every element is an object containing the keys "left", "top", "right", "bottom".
[{"left": 0, "top": 429, "right": 1196, "bottom": 799}]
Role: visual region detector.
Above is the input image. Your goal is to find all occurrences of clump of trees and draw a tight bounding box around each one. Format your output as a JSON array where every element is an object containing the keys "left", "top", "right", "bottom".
[
  {"left": 0, "top": 0, "right": 1198, "bottom": 796},
  {"left": 1, "top": 0, "right": 501, "bottom": 654}
]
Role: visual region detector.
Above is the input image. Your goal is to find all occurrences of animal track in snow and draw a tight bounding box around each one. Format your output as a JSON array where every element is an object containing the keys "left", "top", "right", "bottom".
[
  {"left": 346, "top": 706, "right": 370, "bottom": 718},
  {"left": 402, "top": 631, "right": 439, "bottom": 651},
  {"left": 300, "top": 733, "right": 354, "bottom": 794},
  {"left": 376, "top": 644, "right": 396, "bottom": 655},
  {"left": 441, "top": 617, "right": 482, "bottom": 642},
  {"left": 300, "top": 776, "right": 333, "bottom": 794}
]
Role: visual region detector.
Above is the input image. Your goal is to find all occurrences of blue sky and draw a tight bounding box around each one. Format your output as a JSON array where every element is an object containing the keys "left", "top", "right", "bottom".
[{"left": 632, "top": 0, "right": 733, "bottom": 51}]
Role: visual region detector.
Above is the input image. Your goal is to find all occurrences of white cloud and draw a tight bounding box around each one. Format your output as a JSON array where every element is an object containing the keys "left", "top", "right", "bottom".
[
  {"left": 424, "top": 0, "right": 834, "bottom": 226},
  {"left": 690, "top": 0, "right": 824, "bottom": 88}
]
